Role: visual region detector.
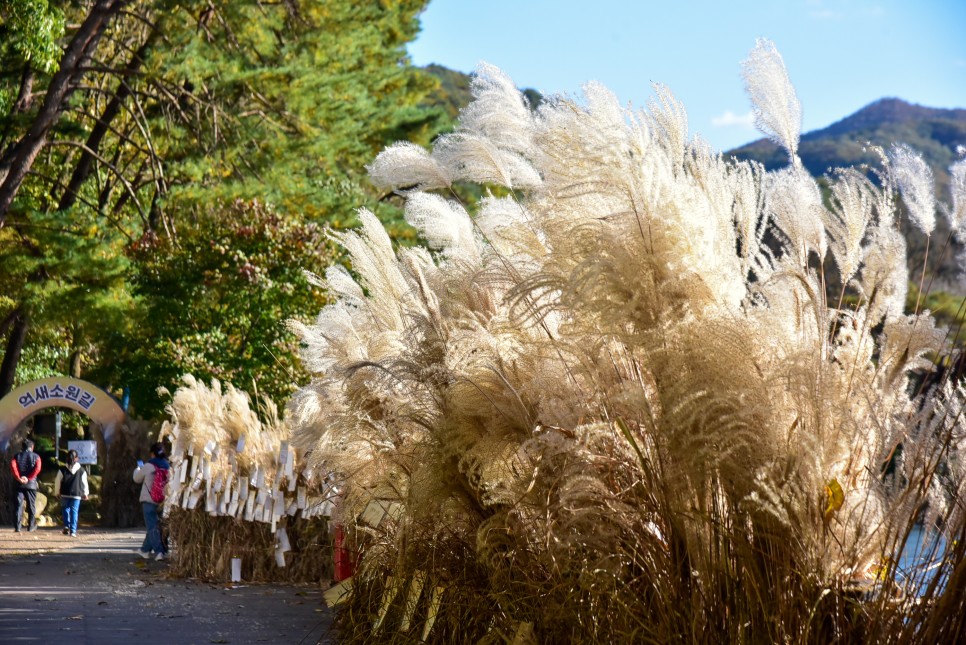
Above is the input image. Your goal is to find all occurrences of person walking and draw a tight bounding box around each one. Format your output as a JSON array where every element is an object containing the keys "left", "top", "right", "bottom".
[
  {"left": 54, "top": 449, "right": 89, "bottom": 536},
  {"left": 133, "top": 442, "right": 169, "bottom": 560},
  {"left": 10, "top": 439, "right": 41, "bottom": 532}
]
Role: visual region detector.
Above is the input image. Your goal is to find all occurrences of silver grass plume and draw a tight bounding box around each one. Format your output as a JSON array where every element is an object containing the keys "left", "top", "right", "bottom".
[
  {"left": 858, "top": 216, "right": 908, "bottom": 325},
  {"left": 826, "top": 168, "right": 875, "bottom": 286},
  {"left": 948, "top": 150, "right": 966, "bottom": 239},
  {"left": 403, "top": 192, "right": 480, "bottom": 264},
  {"left": 328, "top": 208, "right": 411, "bottom": 333},
  {"left": 646, "top": 82, "right": 688, "bottom": 171},
  {"left": 741, "top": 38, "right": 802, "bottom": 164},
  {"left": 890, "top": 143, "right": 936, "bottom": 235},
  {"left": 367, "top": 141, "right": 451, "bottom": 193},
  {"left": 431, "top": 63, "right": 541, "bottom": 189},
  {"left": 765, "top": 166, "right": 827, "bottom": 268},
  {"left": 475, "top": 195, "right": 546, "bottom": 262},
  {"left": 879, "top": 313, "right": 949, "bottom": 386},
  {"left": 458, "top": 62, "right": 536, "bottom": 156}
]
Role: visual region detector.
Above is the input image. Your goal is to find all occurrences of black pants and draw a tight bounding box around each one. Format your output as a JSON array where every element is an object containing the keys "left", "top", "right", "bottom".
[{"left": 14, "top": 487, "right": 37, "bottom": 529}]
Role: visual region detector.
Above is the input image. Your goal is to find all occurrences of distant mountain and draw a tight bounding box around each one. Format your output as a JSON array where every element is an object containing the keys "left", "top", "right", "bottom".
[
  {"left": 728, "top": 98, "right": 966, "bottom": 194},
  {"left": 422, "top": 64, "right": 473, "bottom": 122},
  {"left": 730, "top": 99, "right": 966, "bottom": 292}
]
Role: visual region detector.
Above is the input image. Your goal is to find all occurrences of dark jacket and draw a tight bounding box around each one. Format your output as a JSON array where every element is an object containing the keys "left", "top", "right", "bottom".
[
  {"left": 11, "top": 450, "right": 41, "bottom": 490},
  {"left": 56, "top": 462, "right": 89, "bottom": 498}
]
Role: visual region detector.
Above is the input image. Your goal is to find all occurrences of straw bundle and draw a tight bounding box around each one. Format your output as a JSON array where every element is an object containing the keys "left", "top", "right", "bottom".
[
  {"left": 161, "top": 376, "right": 333, "bottom": 583},
  {"left": 287, "top": 41, "right": 966, "bottom": 643}
]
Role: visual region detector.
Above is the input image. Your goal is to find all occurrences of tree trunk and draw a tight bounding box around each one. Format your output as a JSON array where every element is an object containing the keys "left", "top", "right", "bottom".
[
  {"left": 0, "top": 309, "right": 29, "bottom": 397},
  {"left": 0, "top": 307, "right": 21, "bottom": 338},
  {"left": 0, "top": 0, "right": 128, "bottom": 226},
  {"left": 69, "top": 349, "right": 83, "bottom": 378}
]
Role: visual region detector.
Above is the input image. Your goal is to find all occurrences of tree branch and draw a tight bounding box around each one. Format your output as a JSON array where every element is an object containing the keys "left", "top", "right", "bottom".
[
  {"left": 60, "top": 34, "right": 155, "bottom": 211},
  {"left": 46, "top": 139, "right": 147, "bottom": 219},
  {"left": 0, "top": 0, "right": 129, "bottom": 227}
]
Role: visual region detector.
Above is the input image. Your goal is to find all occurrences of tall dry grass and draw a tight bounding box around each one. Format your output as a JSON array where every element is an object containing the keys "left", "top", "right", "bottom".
[{"left": 288, "top": 40, "right": 966, "bottom": 643}]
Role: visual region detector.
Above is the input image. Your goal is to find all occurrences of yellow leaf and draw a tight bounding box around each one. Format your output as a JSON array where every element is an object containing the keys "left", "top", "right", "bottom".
[
  {"left": 824, "top": 478, "right": 844, "bottom": 523},
  {"left": 873, "top": 558, "right": 895, "bottom": 581}
]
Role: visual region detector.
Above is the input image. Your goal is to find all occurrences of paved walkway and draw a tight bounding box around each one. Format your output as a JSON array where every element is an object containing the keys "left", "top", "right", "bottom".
[{"left": 0, "top": 527, "right": 333, "bottom": 644}]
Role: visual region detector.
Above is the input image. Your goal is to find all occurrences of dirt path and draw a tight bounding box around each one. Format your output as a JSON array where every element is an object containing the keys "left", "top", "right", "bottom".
[
  {"left": 0, "top": 526, "right": 334, "bottom": 644},
  {"left": 0, "top": 524, "right": 136, "bottom": 557}
]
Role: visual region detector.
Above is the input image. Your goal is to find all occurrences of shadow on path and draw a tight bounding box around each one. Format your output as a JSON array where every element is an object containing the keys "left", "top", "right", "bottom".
[{"left": 0, "top": 529, "right": 332, "bottom": 644}]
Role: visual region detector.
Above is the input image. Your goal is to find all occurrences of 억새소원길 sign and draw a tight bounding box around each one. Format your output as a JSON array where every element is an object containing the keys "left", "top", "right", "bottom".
[{"left": 0, "top": 377, "right": 126, "bottom": 448}]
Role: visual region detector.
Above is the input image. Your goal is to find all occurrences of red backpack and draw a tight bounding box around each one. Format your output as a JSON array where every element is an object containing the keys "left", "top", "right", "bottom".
[{"left": 150, "top": 467, "right": 169, "bottom": 504}]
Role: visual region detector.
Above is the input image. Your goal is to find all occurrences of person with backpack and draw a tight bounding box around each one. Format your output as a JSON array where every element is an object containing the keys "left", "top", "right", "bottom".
[
  {"left": 133, "top": 442, "right": 170, "bottom": 560},
  {"left": 54, "top": 449, "right": 89, "bottom": 536},
  {"left": 10, "top": 439, "right": 41, "bottom": 532}
]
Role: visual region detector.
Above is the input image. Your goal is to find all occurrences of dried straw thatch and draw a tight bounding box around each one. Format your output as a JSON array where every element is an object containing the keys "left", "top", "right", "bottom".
[
  {"left": 160, "top": 376, "right": 333, "bottom": 583},
  {"left": 287, "top": 40, "right": 966, "bottom": 643}
]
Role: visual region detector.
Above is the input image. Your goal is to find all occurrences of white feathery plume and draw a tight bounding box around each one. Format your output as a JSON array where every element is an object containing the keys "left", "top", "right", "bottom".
[
  {"left": 741, "top": 38, "right": 802, "bottom": 164},
  {"left": 367, "top": 142, "right": 451, "bottom": 192},
  {"left": 398, "top": 244, "right": 435, "bottom": 274},
  {"left": 889, "top": 143, "right": 936, "bottom": 236},
  {"left": 329, "top": 209, "right": 409, "bottom": 332},
  {"left": 404, "top": 192, "right": 480, "bottom": 264},
  {"left": 826, "top": 168, "right": 875, "bottom": 286},
  {"left": 878, "top": 313, "right": 949, "bottom": 385},
  {"left": 948, "top": 151, "right": 966, "bottom": 238},
  {"left": 646, "top": 83, "right": 688, "bottom": 170},
  {"left": 830, "top": 307, "right": 876, "bottom": 376},
  {"left": 459, "top": 62, "right": 536, "bottom": 156},
  {"left": 432, "top": 133, "right": 542, "bottom": 189},
  {"left": 532, "top": 85, "right": 650, "bottom": 217},
  {"left": 288, "top": 302, "right": 365, "bottom": 374},
  {"left": 474, "top": 196, "right": 546, "bottom": 278},
  {"left": 396, "top": 247, "right": 444, "bottom": 333},
  {"left": 676, "top": 140, "right": 750, "bottom": 311},
  {"left": 859, "top": 218, "right": 908, "bottom": 325},
  {"left": 729, "top": 158, "right": 767, "bottom": 274},
  {"left": 583, "top": 81, "right": 631, "bottom": 136},
  {"left": 323, "top": 264, "right": 366, "bottom": 310},
  {"left": 764, "top": 166, "right": 827, "bottom": 267},
  {"left": 428, "top": 63, "right": 542, "bottom": 190}
]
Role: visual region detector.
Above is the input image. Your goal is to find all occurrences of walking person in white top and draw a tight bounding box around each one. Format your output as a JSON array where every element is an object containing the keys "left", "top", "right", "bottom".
[
  {"left": 133, "top": 442, "right": 170, "bottom": 560},
  {"left": 54, "top": 449, "right": 89, "bottom": 536}
]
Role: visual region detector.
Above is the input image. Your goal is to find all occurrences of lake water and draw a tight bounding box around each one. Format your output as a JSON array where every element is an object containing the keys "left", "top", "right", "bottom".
[{"left": 896, "top": 523, "right": 948, "bottom": 596}]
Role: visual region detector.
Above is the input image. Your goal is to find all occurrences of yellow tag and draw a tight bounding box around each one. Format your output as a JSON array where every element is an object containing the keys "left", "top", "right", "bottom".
[
  {"left": 873, "top": 558, "right": 895, "bottom": 581},
  {"left": 824, "top": 478, "right": 844, "bottom": 523}
]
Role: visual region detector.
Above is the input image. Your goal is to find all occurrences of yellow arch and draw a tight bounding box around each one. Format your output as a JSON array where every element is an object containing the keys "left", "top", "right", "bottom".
[{"left": 0, "top": 377, "right": 126, "bottom": 448}]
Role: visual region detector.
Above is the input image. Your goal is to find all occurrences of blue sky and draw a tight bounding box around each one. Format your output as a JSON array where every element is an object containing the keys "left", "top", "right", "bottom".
[{"left": 408, "top": 0, "right": 966, "bottom": 151}]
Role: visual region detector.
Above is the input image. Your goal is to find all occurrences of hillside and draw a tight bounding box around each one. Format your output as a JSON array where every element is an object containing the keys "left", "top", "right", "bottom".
[
  {"left": 422, "top": 64, "right": 473, "bottom": 121},
  {"left": 728, "top": 98, "right": 966, "bottom": 194},
  {"left": 729, "top": 99, "right": 966, "bottom": 292}
]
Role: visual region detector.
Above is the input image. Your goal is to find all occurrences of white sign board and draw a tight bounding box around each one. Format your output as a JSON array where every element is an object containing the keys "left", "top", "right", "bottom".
[{"left": 68, "top": 440, "right": 98, "bottom": 465}]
